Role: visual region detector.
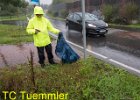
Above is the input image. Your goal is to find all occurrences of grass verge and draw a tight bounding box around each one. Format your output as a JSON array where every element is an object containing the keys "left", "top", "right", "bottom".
[
  {"left": 0, "top": 24, "right": 33, "bottom": 45},
  {"left": 0, "top": 57, "right": 140, "bottom": 100},
  {"left": 0, "top": 24, "right": 56, "bottom": 45},
  {"left": 0, "top": 16, "right": 26, "bottom": 21},
  {"left": 109, "top": 23, "right": 140, "bottom": 32}
]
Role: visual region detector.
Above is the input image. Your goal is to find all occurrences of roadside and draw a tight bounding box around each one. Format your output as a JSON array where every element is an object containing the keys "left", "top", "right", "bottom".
[
  {"left": 109, "top": 23, "right": 140, "bottom": 32},
  {"left": 1, "top": 20, "right": 140, "bottom": 75},
  {"left": 0, "top": 17, "right": 140, "bottom": 100},
  {"left": 1, "top": 56, "right": 140, "bottom": 100},
  {"left": 1, "top": 18, "right": 140, "bottom": 68}
]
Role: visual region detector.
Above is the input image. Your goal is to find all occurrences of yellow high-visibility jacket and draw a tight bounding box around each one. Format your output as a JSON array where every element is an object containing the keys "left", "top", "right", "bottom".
[{"left": 26, "top": 6, "right": 60, "bottom": 47}]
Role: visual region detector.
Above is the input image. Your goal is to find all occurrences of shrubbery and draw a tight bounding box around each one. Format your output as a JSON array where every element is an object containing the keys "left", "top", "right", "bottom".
[
  {"left": 60, "top": 9, "right": 69, "bottom": 18},
  {"left": 119, "top": 2, "right": 139, "bottom": 24},
  {"left": 102, "top": 4, "right": 118, "bottom": 22},
  {"left": 102, "top": 2, "right": 140, "bottom": 24},
  {"left": 0, "top": 0, "right": 28, "bottom": 16}
]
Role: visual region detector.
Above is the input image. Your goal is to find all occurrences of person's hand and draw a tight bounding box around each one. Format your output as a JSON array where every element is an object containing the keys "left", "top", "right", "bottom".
[
  {"left": 59, "top": 32, "right": 63, "bottom": 36},
  {"left": 58, "top": 32, "right": 63, "bottom": 39},
  {"left": 35, "top": 29, "right": 40, "bottom": 34}
]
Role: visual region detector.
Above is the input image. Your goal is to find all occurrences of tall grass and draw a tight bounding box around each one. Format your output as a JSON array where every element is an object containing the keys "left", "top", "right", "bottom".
[{"left": 0, "top": 57, "right": 140, "bottom": 99}]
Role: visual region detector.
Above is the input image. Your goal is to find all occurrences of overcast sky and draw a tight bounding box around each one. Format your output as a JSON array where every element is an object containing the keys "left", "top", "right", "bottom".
[{"left": 26, "top": 0, "right": 53, "bottom": 5}]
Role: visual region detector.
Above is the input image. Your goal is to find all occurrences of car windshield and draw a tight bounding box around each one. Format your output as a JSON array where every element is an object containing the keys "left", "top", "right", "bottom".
[
  {"left": 85, "top": 13, "right": 98, "bottom": 21},
  {"left": 78, "top": 13, "right": 98, "bottom": 21}
]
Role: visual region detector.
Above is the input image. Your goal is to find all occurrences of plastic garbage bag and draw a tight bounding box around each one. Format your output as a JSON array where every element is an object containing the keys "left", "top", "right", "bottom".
[{"left": 55, "top": 33, "right": 80, "bottom": 63}]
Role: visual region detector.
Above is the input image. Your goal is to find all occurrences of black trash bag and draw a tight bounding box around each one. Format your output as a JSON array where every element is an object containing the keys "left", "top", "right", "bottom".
[{"left": 55, "top": 33, "right": 80, "bottom": 63}]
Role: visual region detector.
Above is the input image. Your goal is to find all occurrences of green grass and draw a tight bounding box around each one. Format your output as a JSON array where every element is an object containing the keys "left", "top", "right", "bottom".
[
  {"left": 0, "top": 24, "right": 33, "bottom": 44},
  {"left": 128, "top": 24, "right": 140, "bottom": 28},
  {"left": 0, "top": 57, "right": 140, "bottom": 100},
  {"left": 109, "top": 23, "right": 140, "bottom": 29},
  {"left": 0, "top": 15, "right": 27, "bottom": 21}
]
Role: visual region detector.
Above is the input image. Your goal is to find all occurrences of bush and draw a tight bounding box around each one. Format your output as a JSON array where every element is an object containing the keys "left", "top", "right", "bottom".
[
  {"left": 119, "top": 2, "right": 139, "bottom": 24},
  {"left": 60, "top": 9, "right": 69, "bottom": 18},
  {"left": 101, "top": 4, "right": 118, "bottom": 22},
  {"left": 0, "top": 1, "right": 28, "bottom": 16},
  {"left": 0, "top": 4, "right": 18, "bottom": 16},
  {"left": 111, "top": 16, "right": 128, "bottom": 25}
]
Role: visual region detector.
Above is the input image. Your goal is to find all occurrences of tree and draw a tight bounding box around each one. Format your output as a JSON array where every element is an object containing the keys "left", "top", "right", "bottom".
[{"left": 0, "top": 0, "right": 28, "bottom": 16}]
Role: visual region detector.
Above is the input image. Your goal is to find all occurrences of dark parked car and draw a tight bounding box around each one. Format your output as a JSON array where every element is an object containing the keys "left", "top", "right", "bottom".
[{"left": 66, "top": 12, "right": 108, "bottom": 36}]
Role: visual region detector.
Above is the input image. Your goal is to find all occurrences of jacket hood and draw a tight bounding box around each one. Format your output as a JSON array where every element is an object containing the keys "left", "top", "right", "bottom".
[{"left": 34, "top": 6, "right": 44, "bottom": 15}]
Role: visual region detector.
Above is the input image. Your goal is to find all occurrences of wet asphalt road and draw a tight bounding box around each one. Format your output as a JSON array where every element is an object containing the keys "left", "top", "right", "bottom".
[{"left": 51, "top": 19, "right": 140, "bottom": 73}]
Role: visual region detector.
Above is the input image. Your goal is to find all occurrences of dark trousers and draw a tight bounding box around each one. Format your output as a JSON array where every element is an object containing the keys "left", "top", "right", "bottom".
[{"left": 37, "top": 44, "right": 53, "bottom": 64}]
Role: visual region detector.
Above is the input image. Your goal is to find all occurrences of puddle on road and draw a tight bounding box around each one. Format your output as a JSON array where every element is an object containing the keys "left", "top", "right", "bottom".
[{"left": 0, "top": 43, "right": 60, "bottom": 67}]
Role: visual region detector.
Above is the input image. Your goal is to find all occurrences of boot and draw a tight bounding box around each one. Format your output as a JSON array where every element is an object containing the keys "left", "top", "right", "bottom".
[
  {"left": 49, "top": 59, "right": 57, "bottom": 64},
  {"left": 40, "top": 64, "right": 45, "bottom": 68}
]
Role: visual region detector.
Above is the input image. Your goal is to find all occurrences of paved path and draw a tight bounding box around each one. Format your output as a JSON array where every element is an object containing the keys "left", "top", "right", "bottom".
[{"left": 0, "top": 41, "right": 83, "bottom": 67}]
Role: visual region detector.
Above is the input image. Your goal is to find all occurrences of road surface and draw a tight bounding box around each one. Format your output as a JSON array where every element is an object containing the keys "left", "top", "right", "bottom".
[{"left": 51, "top": 19, "right": 140, "bottom": 75}]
